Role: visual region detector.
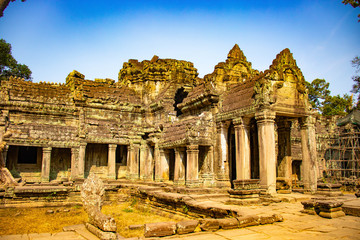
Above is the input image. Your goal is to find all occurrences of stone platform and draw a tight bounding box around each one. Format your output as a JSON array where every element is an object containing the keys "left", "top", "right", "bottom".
[{"left": 1, "top": 195, "right": 360, "bottom": 240}]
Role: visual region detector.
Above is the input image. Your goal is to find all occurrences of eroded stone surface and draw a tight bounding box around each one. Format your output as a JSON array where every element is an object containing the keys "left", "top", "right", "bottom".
[
  {"left": 176, "top": 220, "right": 199, "bottom": 235},
  {"left": 144, "top": 222, "right": 177, "bottom": 237},
  {"left": 81, "top": 173, "right": 116, "bottom": 232}
]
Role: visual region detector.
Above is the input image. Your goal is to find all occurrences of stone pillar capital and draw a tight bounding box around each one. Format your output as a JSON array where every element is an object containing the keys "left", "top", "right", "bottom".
[
  {"left": 42, "top": 147, "right": 52, "bottom": 153},
  {"left": 255, "top": 111, "right": 276, "bottom": 124},
  {"left": 216, "top": 121, "right": 230, "bottom": 130},
  {"left": 187, "top": 145, "right": 199, "bottom": 152},
  {"left": 299, "top": 116, "right": 316, "bottom": 129},
  {"left": 71, "top": 148, "right": 79, "bottom": 154},
  {"left": 79, "top": 142, "right": 87, "bottom": 147},
  {"left": 233, "top": 117, "right": 251, "bottom": 127},
  {"left": 108, "top": 144, "right": 117, "bottom": 151}
]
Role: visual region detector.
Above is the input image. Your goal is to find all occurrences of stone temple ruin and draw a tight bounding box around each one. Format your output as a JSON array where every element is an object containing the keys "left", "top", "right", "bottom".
[{"left": 0, "top": 44, "right": 326, "bottom": 195}]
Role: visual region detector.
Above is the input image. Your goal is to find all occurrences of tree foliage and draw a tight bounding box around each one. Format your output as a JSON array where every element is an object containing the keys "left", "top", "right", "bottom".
[
  {"left": 306, "top": 78, "right": 353, "bottom": 115},
  {"left": 342, "top": 0, "right": 360, "bottom": 22},
  {"left": 0, "top": 39, "right": 32, "bottom": 80},
  {"left": 305, "top": 78, "right": 331, "bottom": 110},
  {"left": 322, "top": 94, "right": 353, "bottom": 116}
]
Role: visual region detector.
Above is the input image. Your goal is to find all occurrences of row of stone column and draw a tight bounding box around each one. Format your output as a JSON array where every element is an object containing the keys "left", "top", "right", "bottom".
[
  {"left": 217, "top": 111, "right": 318, "bottom": 194},
  {"left": 40, "top": 142, "right": 214, "bottom": 188},
  {"left": 129, "top": 144, "right": 214, "bottom": 187},
  {"left": 40, "top": 143, "right": 117, "bottom": 182}
]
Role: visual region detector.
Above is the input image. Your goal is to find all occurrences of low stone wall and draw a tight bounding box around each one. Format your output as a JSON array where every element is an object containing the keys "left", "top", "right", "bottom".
[{"left": 143, "top": 214, "right": 283, "bottom": 238}]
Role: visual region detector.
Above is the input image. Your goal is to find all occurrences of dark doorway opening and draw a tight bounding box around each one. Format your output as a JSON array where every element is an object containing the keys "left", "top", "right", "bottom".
[
  {"left": 228, "top": 123, "right": 236, "bottom": 188},
  {"left": 18, "top": 146, "right": 38, "bottom": 164},
  {"left": 174, "top": 87, "right": 189, "bottom": 116}
]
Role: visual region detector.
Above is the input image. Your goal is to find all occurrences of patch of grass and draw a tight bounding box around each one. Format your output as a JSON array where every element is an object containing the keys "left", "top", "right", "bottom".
[
  {"left": 0, "top": 202, "right": 183, "bottom": 238},
  {"left": 103, "top": 202, "right": 179, "bottom": 238},
  {"left": 0, "top": 207, "right": 87, "bottom": 235}
]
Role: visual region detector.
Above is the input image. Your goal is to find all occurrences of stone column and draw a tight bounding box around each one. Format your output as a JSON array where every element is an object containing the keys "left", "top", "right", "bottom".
[
  {"left": 143, "top": 144, "right": 154, "bottom": 181},
  {"left": 174, "top": 148, "right": 186, "bottom": 185},
  {"left": 277, "top": 119, "right": 292, "bottom": 184},
  {"left": 186, "top": 145, "right": 199, "bottom": 187},
  {"left": 233, "top": 117, "right": 251, "bottom": 180},
  {"left": 108, "top": 144, "right": 117, "bottom": 180},
  {"left": 41, "top": 147, "right": 52, "bottom": 182},
  {"left": 78, "top": 143, "right": 87, "bottom": 179},
  {"left": 70, "top": 148, "right": 79, "bottom": 179},
  {"left": 300, "top": 116, "right": 318, "bottom": 193},
  {"left": 127, "top": 143, "right": 140, "bottom": 180},
  {"left": 256, "top": 111, "right": 276, "bottom": 195},
  {"left": 2, "top": 144, "right": 8, "bottom": 167},
  {"left": 139, "top": 142, "right": 146, "bottom": 180},
  {"left": 159, "top": 149, "right": 169, "bottom": 181},
  {"left": 201, "top": 146, "right": 215, "bottom": 187},
  {"left": 216, "top": 121, "right": 230, "bottom": 186},
  {"left": 154, "top": 143, "right": 161, "bottom": 182}
]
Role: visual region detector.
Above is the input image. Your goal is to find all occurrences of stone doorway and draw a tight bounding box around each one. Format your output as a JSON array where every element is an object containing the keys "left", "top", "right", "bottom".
[
  {"left": 250, "top": 119, "right": 259, "bottom": 179},
  {"left": 168, "top": 149, "right": 175, "bottom": 181},
  {"left": 228, "top": 123, "right": 236, "bottom": 188},
  {"left": 50, "top": 148, "right": 71, "bottom": 181},
  {"left": 85, "top": 143, "right": 108, "bottom": 178},
  {"left": 6, "top": 146, "right": 42, "bottom": 182},
  {"left": 116, "top": 145, "right": 128, "bottom": 179}
]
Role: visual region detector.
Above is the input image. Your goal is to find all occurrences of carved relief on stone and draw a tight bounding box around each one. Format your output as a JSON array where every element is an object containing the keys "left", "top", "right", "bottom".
[
  {"left": 253, "top": 78, "right": 275, "bottom": 109},
  {"left": 268, "top": 48, "right": 306, "bottom": 94},
  {"left": 81, "top": 172, "right": 117, "bottom": 232}
]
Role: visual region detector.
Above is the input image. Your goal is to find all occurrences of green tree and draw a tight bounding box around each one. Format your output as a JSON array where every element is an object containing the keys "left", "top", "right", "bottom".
[
  {"left": 0, "top": 39, "right": 32, "bottom": 80},
  {"left": 305, "top": 78, "right": 331, "bottom": 111},
  {"left": 322, "top": 94, "right": 353, "bottom": 116},
  {"left": 351, "top": 56, "right": 360, "bottom": 107},
  {"left": 342, "top": 0, "right": 360, "bottom": 22}
]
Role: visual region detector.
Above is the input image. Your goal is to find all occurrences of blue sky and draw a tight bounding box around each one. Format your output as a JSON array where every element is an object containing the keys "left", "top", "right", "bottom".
[{"left": 0, "top": 0, "right": 359, "bottom": 96}]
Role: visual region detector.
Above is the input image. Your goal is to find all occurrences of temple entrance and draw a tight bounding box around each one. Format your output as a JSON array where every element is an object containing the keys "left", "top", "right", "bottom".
[
  {"left": 168, "top": 149, "right": 175, "bottom": 181},
  {"left": 116, "top": 145, "right": 128, "bottom": 179},
  {"left": 85, "top": 143, "right": 108, "bottom": 178},
  {"left": 50, "top": 148, "right": 71, "bottom": 181},
  {"left": 6, "top": 146, "right": 42, "bottom": 181},
  {"left": 250, "top": 119, "right": 260, "bottom": 179},
  {"left": 228, "top": 124, "right": 236, "bottom": 187}
]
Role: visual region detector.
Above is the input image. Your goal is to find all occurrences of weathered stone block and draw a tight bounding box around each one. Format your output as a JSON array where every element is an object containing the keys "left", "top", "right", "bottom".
[
  {"left": 236, "top": 215, "right": 260, "bottom": 228},
  {"left": 211, "top": 207, "right": 229, "bottom": 218},
  {"left": 318, "top": 211, "right": 345, "bottom": 219},
  {"left": 199, "top": 218, "right": 220, "bottom": 231},
  {"left": 218, "top": 218, "right": 239, "bottom": 230},
  {"left": 176, "top": 220, "right": 199, "bottom": 234},
  {"left": 86, "top": 223, "right": 117, "bottom": 240},
  {"left": 144, "top": 222, "right": 177, "bottom": 237},
  {"left": 259, "top": 214, "right": 283, "bottom": 225}
]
